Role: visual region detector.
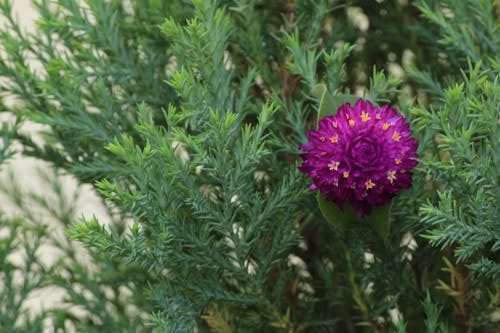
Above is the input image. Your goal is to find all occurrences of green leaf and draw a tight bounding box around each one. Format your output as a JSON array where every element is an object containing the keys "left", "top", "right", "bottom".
[
  {"left": 318, "top": 192, "right": 391, "bottom": 238},
  {"left": 311, "top": 84, "right": 359, "bottom": 120}
]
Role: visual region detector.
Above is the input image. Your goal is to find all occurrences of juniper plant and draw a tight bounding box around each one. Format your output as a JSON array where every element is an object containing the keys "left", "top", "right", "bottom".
[{"left": 0, "top": 0, "right": 498, "bottom": 332}]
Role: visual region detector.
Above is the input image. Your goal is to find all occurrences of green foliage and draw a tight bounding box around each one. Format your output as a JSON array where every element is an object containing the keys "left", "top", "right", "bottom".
[
  {"left": 414, "top": 62, "right": 499, "bottom": 274},
  {"left": 70, "top": 3, "right": 308, "bottom": 327},
  {"left": 0, "top": 0, "right": 182, "bottom": 182},
  {"left": 417, "top": 0, "right": 499, "bottom": 69},
  {"left": 0, "top": 120, "right": 17, "bottom": 164},
  {"left": 0, "top": 0, "right": 498, "bottom": 332},
  {"left": 0, "top": 168, "right": 151, "bottom": 332},
  {"left": 0, "top": 215, "right": 46, "bottom": 333},
  {"left": 411, "top": 62, "right": 500, "bottom": 330}
]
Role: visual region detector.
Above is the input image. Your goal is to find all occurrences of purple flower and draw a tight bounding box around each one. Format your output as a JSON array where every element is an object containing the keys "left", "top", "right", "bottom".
[{"left": 299, "top": 99, "right": 418, "bottom": 217}]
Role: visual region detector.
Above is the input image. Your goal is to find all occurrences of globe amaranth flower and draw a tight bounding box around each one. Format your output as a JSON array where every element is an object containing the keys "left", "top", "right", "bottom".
[{"left": 299, "top": 99, "right": 418, "bottom": 217}]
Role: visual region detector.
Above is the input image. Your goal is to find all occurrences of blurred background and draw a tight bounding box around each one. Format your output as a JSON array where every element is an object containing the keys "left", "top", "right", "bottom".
[{"left": 0, "top": 0, "right": 107, "bottom": 319}]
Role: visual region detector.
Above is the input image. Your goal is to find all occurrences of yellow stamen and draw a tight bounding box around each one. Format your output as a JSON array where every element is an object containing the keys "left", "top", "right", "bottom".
[
  {"left": 328, "top": 161, "right": 340, "bottom": 171},
  {"left": 330, "top": 135, "right": 338, "bottom": 143},
  {"left": 392, "top": 131, "right": 401, "bottom": 141},
  {"left": 382, "top": 123, "right": 390, "bottom": 130},
  {"left": 365, "top": 179, "right": 375, "bottom": 190},
  {"left": 387, "top": 170, "right": 397, "bottom": 184},
  {"left": 349, "top": 119, "right": 355, "bottom": 127},
  {"left": 343, "top": 171, "right": 349, "bottom": 178},
  {"left": 361, "top": 111, "right": 370, "bottom": 122},
  {"left": 394, "top": 158, "right": 401, "bottom": 165}
]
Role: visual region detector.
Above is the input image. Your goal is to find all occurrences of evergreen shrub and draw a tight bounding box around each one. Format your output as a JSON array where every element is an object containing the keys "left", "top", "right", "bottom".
[{"left": 0, "top": 0, "right": 498, "bottom": 332}]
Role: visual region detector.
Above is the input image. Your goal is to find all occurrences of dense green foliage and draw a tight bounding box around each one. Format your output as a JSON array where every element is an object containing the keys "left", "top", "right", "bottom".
[{"left": 0, "top": 0, "right": 498, "bottom": 332}]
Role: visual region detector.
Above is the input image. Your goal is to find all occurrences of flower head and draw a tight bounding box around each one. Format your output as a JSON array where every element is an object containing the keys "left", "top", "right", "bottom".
[{"left": 299, "top": 99, "right": 418, "bottom": 217}]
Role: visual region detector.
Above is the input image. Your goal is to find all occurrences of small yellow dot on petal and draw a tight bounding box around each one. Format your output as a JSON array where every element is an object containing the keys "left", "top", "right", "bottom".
[
  {"left": 343, "top": 171, "right": 349, "bottom": 178},
  {"left": 394, "top": 158, "right": 401, "bottom": 165},
  {"left": 392, "top": 131, "right": 401, "bottom": 141},
  {"left": 382, "top": 123, "right": 390, "bottom": 130},
  {"left": 349, "top": 119, "right": 355, "bottom": 127},
  {"left": 365, "top": 179, "right": 375, "bottom": 189},
  {"left": 330, "top": 135, "right": 338, "bottom": 143},
  {"left": 361, "top": 111, "right": 370, "bottom": 122}
]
